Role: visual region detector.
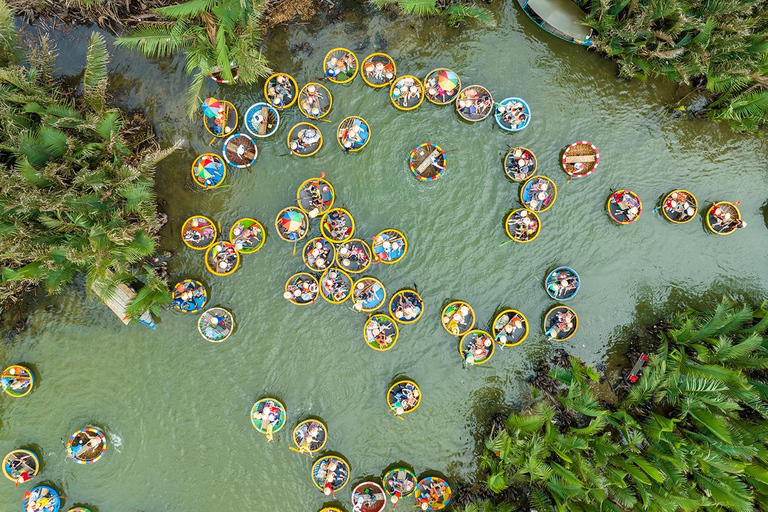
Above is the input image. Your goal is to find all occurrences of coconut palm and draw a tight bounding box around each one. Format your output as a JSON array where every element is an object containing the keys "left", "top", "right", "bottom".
[{"left": 370, "top": 0, "right": 494, "bottom": 26}]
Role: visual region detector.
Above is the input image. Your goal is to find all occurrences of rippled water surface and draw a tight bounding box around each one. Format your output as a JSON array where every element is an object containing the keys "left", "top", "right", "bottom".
[{"left": 3, "top": 3, "right": 768, "bottom": 511}]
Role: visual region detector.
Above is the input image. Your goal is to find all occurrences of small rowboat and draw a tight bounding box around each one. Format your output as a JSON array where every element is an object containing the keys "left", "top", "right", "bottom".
[
  {"left": 264, "top": 73, "right": 298, "bottom": 109},
  {"left": 492, "top": 309, "right": 528, "bottom": 347},
  {"left": 303, "top": 237, "right": 336, "bottom": 272},
  {"left": 544, "top": 306, "right": 578, "bottom": 341},
  {"left": 205, "top": 241, "right": 240, "bottom": 276},
  {"left": 383, "top": 467, "right": 417, "bottom": 505},
  {"left": 320, "top": 268, "right": 353, "bottom": 304},
  {"left": 171, "top": 279, "right": 207, "bottom": 313},
  {"left": 372, "top": 229, "right": 407, "bottom": 264},
  {"left": 460, "top": 330, "right": 495, "bottom": 365},
  {"left": 364, "top": 314, "right": 399, "bottom": 351},
  {"left": 251, "top": 398, "right": 286, "bottom": 442},
  {"left": 181, "top": 215, "right": 217, "bottom": 250},
  {"left": 361, "top": 53, "right": 396, "bottom": 88},
  {"left": 244, "top": 102, "right": 280, "bottom": 138},
  {"left": 352, "top": 277, "right": 387, "bottom": 312},
  {"left": 409, "top": 143, "right": 446, "bottom": 181},
  {"left": 390, "top": 75, "right": 425, "bottom": 111},
  {"left": 297, "top": 177, "right": 335, "bottom": 217},
  {"left": 1, "top": 365, "right": 34, "bottom": 397},
  {"left": 424, "top": 68, "right": 461, "bottom": 105},
  {"left": 66, "top": 427, "right": 107, "bottom": 465},
  {"left": 285, "top": 273, "right": 319, "bottom": 305},
  {"left": 607, "top": 190, "right": 642, "bottom": 224},
  {"left": 387, "top": 380, "right": 421, "bottom": 417},
  {"left": 3, "top": 449, "right": 39, "bottom": 484},
  {"left": 222, "top": 133, "right": 258, "bottom": 168},
  {"left": 321, "top": 208, "right": 355, "bottom": 243},
  {"left": 275, "top": 207, "right": 310, "bottom": 243},
  {"left": 336, "top": 239, "right": 372, "bottom": 273},
  {"left": 312, "top": 455, "right": 351, "bottom": 495},
  {"left": 495, "top": 97, "right": 531, "bottom": 132},
  {"left": 505, "top": 208, "right": 541, "bottom": 243},
  {"left": 22, "top": 486, "right": 60, "bottom": 512},
  {"left": 292, "top": 419, "right": 327, "bottom": 456},
  {"left": 299, "top": 83, "right": 333, "bottom": 119},
  {"left": 504, "top": 146, "right": 537, "bottom": 182},
  {"left": 456, "top": 85, "right": 493, "bottom": 122},
  {"left": 230, "top": 218, "right": 265, "bottom": 254},
  {"left": 416, "top": 477, "right": 452, "bottom": 511},
  {"left": 442, "top": 301, "right": 475, "bottom": 336},
  {"left": 191, "top": 153, "right": 226, "bottom": 189},
  {"left": 389, "top": 289, "right": 423, "bottom": 324},
  {"left": 562, "top": 141, "right": 599, "bottom": 178},
  {"left": 197, "top": 307, "right": 234, "bottom": 342},
  {"left": 545, "top": 267, "right": 580, "bottom": 300},
  {"left": 706, "top": 201, "right": 745, "bottom": 235},
  {"left": 521, "top": 176, "right": 557, "bottom": 212},
  {"left": 323, "top": 48, "right": 359, "bottom": 83},
  {"left": 352, "top": 481, "right": 387, "bottom": 512},
  {"left": 208, "top": 63, "right": 238, "bottom": 84},
  {"left": 287, "top": 122, "right": 323, "bottom": 157},
  {"left": 338, "top": 116, "right": 371, "bottom": 152},
  {"left": 203, "top": 99, "right": 237, "bottom": 138},
  {"left": 662, "top": 190, "right": 698, "bottom": 224}
]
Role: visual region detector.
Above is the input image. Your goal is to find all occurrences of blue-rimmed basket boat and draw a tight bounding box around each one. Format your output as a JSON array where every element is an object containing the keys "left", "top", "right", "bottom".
[
  {"left": 545, "top": 267, "right": 580, "bottom": 300},
  {"left": 244, "top": 102, "right": 280, "bottom": 138},
  {"left": 495, "top": 97, "right": 531, "bottom": 131}
]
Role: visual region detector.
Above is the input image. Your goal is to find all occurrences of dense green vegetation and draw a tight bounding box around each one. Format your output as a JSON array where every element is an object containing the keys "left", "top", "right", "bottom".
[{"left": 370, "top": 0, "right": 494, "bottom": 26}]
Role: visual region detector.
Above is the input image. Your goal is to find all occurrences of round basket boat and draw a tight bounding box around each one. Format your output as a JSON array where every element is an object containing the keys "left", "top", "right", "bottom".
[
  {"left": 706, "top": 201, "right": 744, "bottom": 235},
  {"left": 387, "top": 380, "right": 421, "bottom": 416},
  {"left": 1, "top": 365, "right": 34, "bottom": 398},
  {"left": 66, "top": 427, "right": 107, "bottom": 465},
  {"left": 287, "top": 122, "right": 323, "bottom": 157},
  {"left": 205, "top": 241, "right": 240, "bottom": 276},
  {"left": 275, "top": 207, "right": 310, "bottom": 243},
  {"left": 361, "top": 53, "right": 396, "bottom": 88},
  {"left": 607, "top": 190, "right": 642, "bottom": 225},
  {"left": 504, "top": 208, "right": 541, "bottom": 243},
  {"left": 521, "top": 176, "right": 557, "bottom": 212},
  {"left": 22, "top": 486, "right": 60, "bottom": 512},
  {"left": 229, "top": 218, "right": 265, "bottom": 254},
  {"left": 191, "top": 153, "right": 227, "bottom": 189},
  {"left": 364, "top": 314, "right": 399, "bottom": 351},
  {"left": 504, "top": 146, "right": 537, "bottom": 182},
  {"left": 416, "top": 477, "right": 452, "bottom": 511},
  {"left": 389, "top": 289, "right": 424, "bottom": 324},
  {"left": 203, "top": 99, "right": 238, "bottom": 138},
  {"left": 492, "top": 309, "right": 528, "bottom": 347},
  {"left": 222, "top": 133, "right": 258, "bottom": 169},
  {"left": 442, "top": 301, "right": 475, "bottom": 336},
  {"left": 562, "top": 141, "right": 599, "bottom": 178},
  {"left": 285, "top": 273, "right": 320, "bottom": 306},
  {"left": 320, "top": 267, "right": 353, "bottom": 304},
  {"left": 459, "top": 330, "right": 495, "bottom": 365},
  {"left": 544, "top": 306, "right": 578, "bottom": 341},
  {"left": 319, "top": 507, "right": 344, "bottom": 512},
  {"left": 352, "top": 481, "right": 387, "bottom": 512},
  {"left": 323, "top": 48, "right": 359, "bottom": 84},
  {"left": 298, "top": 83, "right": 333, "bottom": 120},
  {"left": 409, "top": 143, "right": 446, "bottom": 182},
  {"left": 181, "top": 215, "right": 217, "bottom": 250},
  {"left": 383, "top": 467, "right": 417, "bottom": 502},
  {"left": 352, "top": 277, "right": 387, "bottom": 313},
  {"left": 336, "top": 239, "right": 372, "bottom": 274},
  {"left": 321, "top": 208, "right": 355, "bottom": 243},
  {"left": 456, "top": 85, "right": 493, "bottom": 122},
  {"left": 251, "top": 398, "right": 287, "bottom": 442},
  {"left": 424, "top": 68, "right": 461, "bottom": 105},
  {"left": 244, "top": 102, "right": 280, "bottom": 138},
  {"left": 312, "top": 455, "right": 351, "bottom": 495},
  {"left": 208, "top": 63, "right": 238, "bottom": 84},
  {"left": 662, "top": 190, "right": 698, "bottom": 224},
  {"left": 372, "top": 229, "right": 407, "bottom": 264},
  {"left": 66, "top": 509, "right": 92, "bottom": 512},
  {"left": 264, "top": 73, "right": 298, "bottom": 109},
  {"left": 303, "top": 237, "right": 336, "bottom": 272},
  {"left": 297, "top": 177, "right": 335, "bottom": 217},
  {"left": 292, "top": 419, "right": 327, "bottom": 455},
  {"left": 545, "top": 267, "right": 580, "bottom": 301},
  {"left": 3, "top": 449, "right": 39, "bottom": 484},
  {"left": 197, "top": 307, "right": 234, "bottom": 343},
  {"left": 495, "top": 97, "right": 531, "bottom": 132},
  {"left": 171, "top": 279, "right": 208, "bottom": 313},
  {"left": 337, "top": 116, "right": 371, "bottom": 152},
  {"left": 390, "top": 75, "right": 425, "bottom": 111}
]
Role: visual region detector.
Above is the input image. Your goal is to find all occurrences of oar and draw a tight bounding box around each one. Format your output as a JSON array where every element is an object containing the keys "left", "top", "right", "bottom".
[{"left": 388, "top": 405, "right": 406, "bottom": 421}]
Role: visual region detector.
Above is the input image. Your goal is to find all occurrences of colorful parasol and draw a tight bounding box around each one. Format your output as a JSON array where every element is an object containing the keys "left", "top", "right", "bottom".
[
  {"left": 202, "top": 97, "right": 221, "bottom": 118},
  {"left": 437, "top": 70, "right": 459, "bottom": 91},
  {"left": 280, "top": 209, "right": 305, "bottom": 232},
  {"left": 197, "top": 155, "right": 222, "bottom": 180}
]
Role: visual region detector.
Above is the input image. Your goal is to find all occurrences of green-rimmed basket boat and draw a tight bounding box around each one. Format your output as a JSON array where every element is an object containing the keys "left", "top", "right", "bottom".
[
  {"left": 251, "top": 398, "right": 286, "bottom": 442},
  {"left": 230, "top": 218, "right": 265, "bottom": 254},
  {"left": 364, "top": 314, "right": 399, "bottom": 351}
]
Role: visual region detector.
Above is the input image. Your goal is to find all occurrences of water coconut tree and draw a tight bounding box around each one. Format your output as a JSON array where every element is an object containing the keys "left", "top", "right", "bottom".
[{"left": 370, "top": 0, "right": 494, "bottom": 26}]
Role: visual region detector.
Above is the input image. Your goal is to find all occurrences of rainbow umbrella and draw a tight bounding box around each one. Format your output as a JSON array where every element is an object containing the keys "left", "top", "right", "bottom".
[
  {"left": 437, "top": 70, "right": 459, "bottom": 92},
  {"left": 279, "top": 209, "right": 305, "bottom": 232},
  {"left": 202, "top": 97, "right": 221, "bottom": 118},
  {"left": 197, "top": 155, "right": 223, "bottom": 183}
]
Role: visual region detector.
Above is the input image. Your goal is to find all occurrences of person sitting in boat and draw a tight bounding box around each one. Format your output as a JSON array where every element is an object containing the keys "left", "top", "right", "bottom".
[
  {"left": 463, "top": 334, "right": 492, "bottom": 364},
  {"left": 309, "top": 241, "right": 331, "bottom": 270},
  {"left": 374, "top": 327, "right": 393, "bottom": 349},
  {"left": 297, "top": 421, "right": 323, "bottom": 453},
  {"left": 24, "top": 487, "right": 58, "bottom": 512},
  {"left": 417, "top": 479, "right": 448, "bottom": 510},
  {"left": 393, "top": 294, "right": 420, "bottom": 321},
  {"left": 324, "top": 270, "right": 349, "bottom": 300},
  {"left": 353, "top": 486, "right": 384, "bottom": 512},
  {"left": 386, "top": 472, "right": 415, "bottom": 503},
  {"left": 665, "top": 192, "right": 695, "bottom": 220},
  {"left": 7, "top": 453, "right": 34, "bottom": 487},
  {"left": 496, "top": 315, "right": 523, "bottom": 345},
  {"left": 393, "top": 382, "right": 419, "bottom": 412},
  {"left": 548, "top": 274, "right": 577, "bottom": 298},
  {"left": 1, "top": 371, "right": 30, "bottom": 394},
  {"left": 613, "top": 191, "right": 640, "bottom": 220},
  {"left": 254, "top": 401, "right": 282, "bottom": 430},
  {"left": 444, "top": 305, "right": 471, "bottom": 335},
  {"left": 545, "top": 310, "right": 575, "bottom": 339},
  {"left": 317, "top": 458, "right": 347, "bottom": 495},
  {"left": 212, "top": 109, "right": 228, "bottom": 135},
  {"left": 214, "top": 245, "right": 237, "bottom": 272}
]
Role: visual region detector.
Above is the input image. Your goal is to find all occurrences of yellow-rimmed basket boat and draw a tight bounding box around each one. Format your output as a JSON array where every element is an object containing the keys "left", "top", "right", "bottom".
[
  {"left": 336, "top": 239, "right": 372, "bottom": 274},
  {"left": 607, "top": 190, "right": 642, "bottom": 225},
  {"left": 323, "top": 48, "right": 359, "bottom": 83},
  {"left": 504, "top": 208, "right": 541, "bottom": 243},
  {"left": 544, "top": 306, "right": 578, "bottom": 341},
  {"left": 297, "top": 177, "right": 335, "bottom": 217},
  {"left": 416, "top": 477, "right": 452, "bottom": 511},
  {"left": 390, "top": 75, "right": 425, "bottom": 111},
  {"left": 492, "top": 309, "right": 528, "bottom": 347},
  {"left": 191, "top": 153, "right": 227, "bottom": 189},
  {"left": 337, "top": 116, "right": 371, "bottom": 152},
  {"left": 1, "top": 365, "right": 34, "bottom": 398},
  {"left": 662, "top": 190, "right": 698, "bottom": 224},
  {"left": 387, "top": 379, "right": 421, "bottom": 418},
  {"left": 456, "top": 85, "right": 493, "bottom": 122},
  {"left": 287, "top": 122, "right": 323, "bottom": 157},
  {"left": 389, "top": 289, "right": 424, "bottom": 324},
  {"left": 312, "top": 455, "right": 351, "bottom": 494},
  {"left": 521, "top": 176, "right": 557, "bottom": 212},
  {"left": 203, "top": 99, "right": 237, "bottom": 138},
  {"left": 504, "top": 146, "right": 537, "bottom": 182},
  {"left": 2, "top": 449, "right": 39, "bottom": 484},
  {"left": 459, "top": 330, "right": 495, "bottom": 365},
  {"left": 321, "top": 208, "right": 355, "bottom": 243},
  {"left": 372, "top": 229, "right": 407, "bottom": 264},
  {"left": 303, "top": 237, "right": 336, "bottom": 272},
  {"left": 251, "top": 397, "right": 286, "bottom": 442},
  {"left": 275, "top": 207, "right": 310, "bottom": 243},
  {"left": 442, "top": 301, "right": 475, "bottom": 336},
  {"left": 285, "top": 273, "right": 319, "bottom": 306},
  {"left": 383, "top": 467, "right": 417, "bottom": 503},
  {"left": 292, "top": 418, "right": 327, "bottom": 456},
  {"left": 351, "top": 277, "right": 387, "bottom": 313},
  {"left": 205, "top": 241, "right": 240, "bottom": 276},
  {"left": 229, "top": 218, "right": 265, "bottom": 254},
  {"left": 364, "top": 314, "right": 399, "bottom": 351},
  {"left": 320, "top": 267, "right": 353, "bottom": 304},
  {"left": 361, "top": 52, "right": 396, "bottom": 88},
  {"left": 298, "top": 83, "right": 333, "bottom": 119},
  {"left": 171, "top": 279, "right": 207, "bottom": 313},
  {"left": 706, "top": 201, "right": 744, "bottom": 235},
  {"left": 264, "top": 73, "right": 298, "bottom": 109},
  {"left": 424, "top": 68, "right": 461, "bottom": 105},
  {"left": 181, "top": 215, "right": 217, "bottom": 250},
  {"left": 197, "top": 307, "right": 234, "bottom": 343}
]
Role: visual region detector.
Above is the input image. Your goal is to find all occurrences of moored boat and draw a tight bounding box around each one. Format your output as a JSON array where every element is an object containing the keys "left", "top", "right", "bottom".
[
  {"left": 545, "top": 267, "right": 580, "bottom": 300},
  {"left": 323, "top": 48, "right": 359, "bottom": 83},
  {"left": 297, "top": 177, "right": 335, "bottom": 218},
  {"left": 607, "top": 190, "right": 642, "bottom": 224},
  {"left": 409, "top": 143, "right": 446, "bottom": 181},
  {"left": 383, "top": 467, "right": 417, "bottom": 506},
  {"left": 416, "top": 477, "right": 452, "bottom": 511},
  {"left": 495, "top": 97, "right": 531, "bottom": 131},
  {"left": 287, "top": 122, "right": 323, "bottom": 157},
  {"left": 171, "top": 279, "right": 208, "bottom": 313},
  {"left": 264, "top": 73, "right": 298, "bottom": 109},
  {"left": 562, "top": 141, "right": 598, "bottom": 178},
  {"left": 244, "top": 102, "right": 280, "bottom": 138},
  {"left": 492, "top": 309, "right": 529, "bottom": 347},
  {"left": 208, "top": 63, "right": 239, "bottom": 83},
  {"left": 336, "top": 239, "right": 372, "bottom": 273},
  {"left": 299, "top": 83, "right": 333, "bottom": 119},
  {"left": 202, "top": 98, "right": 237, "bottom": 138},
  {"left": 181, "top": 215, "right": 217, "bottom": 250},
  {"left": 390, "top": 75, "right": 425, "bottom": 111},
  {"left": 544, "top": 306, "right": 578, "bottom": 341},
  {"left": 459, "top": 330, "right": 495, "bottom": 365},
  {"left": 337, "top": 116, "right": 371, "bottom": 152},
  {"left": 504, "top": 146, "right": 537, "bottom": 182},
  {"left": 352, "top": 481, "right": 387, "bottom": 512},
  {"left": 441, "top": 301, "right": 475, "bottom": 336},
  {"left": 251, "top": 397, "right": 286, "bottom": 442},
  {"left": 22, "top": 486, "right": 60, "bottom": 512},
  {"left": 320, "top": 267, "right": 353, "bottom": 304},
  {"left": 456, "top": 85, "right": 493, "bottom": 122},
  {"left": 275, "top": 207, "right": 310, "bottom": 243},
  {"left": 662, "top": 190, "right": 698, "bottom": 224},
  {"left": 424, "top": 68, "right": 461, "bottom": 105},
  {"left": 372, "top": 229, "right": 407, "bottom": 264},
  {"left": 352, "top": 277, "right": 387, "bottom": 312},
  {"left": 389, "top": 289, "right": 424, "bottom": 324},
  {"left": 2, "top": 449, "right": 39, "bottom": 485},
  {"left": 364, "top": 314, "right": 399, "bottom": 351},
  {"left": 521, "top": 176, "right": 557, "bottom": 212},
  {"left": 292, "top": 419, "right": 327, "bottom": 456},
  {"left": 706, "top": 201, "right": 745, "bottom": 235},
  {"left": 285, "top": 273, "right": 320, "bottom": 305},
  {"left": 191, "top": 153, "right": 227, "bottom": 189},
  {"left": 205, "top": 241, "right": 240, "bottom": 276},
  {"left": 222, "top": 133, "right": 258, "bottom": 168},
  {"left": 361, "top": 53, "right": 396, "bottom": 88},
  {"left": 66, "top": 427, "right": 107, "bottom": 465},
  {"left": 197, "top": 307, "right": 235, "bottom": 342},
  {"left": 312, "top": 455, "right": 351, "bottom": 495},
  {"left": 504, "top": 208, "right": 541, "bottom": 243},
  {"left": 229, "top": 218, "right": 265, "bottom": 254},
  {"left": 303, "top": 237, "right": 336, "bottom": 272},
  {"left": 1, "top": 365, "right": 34, "bottom": 398},
  {"left": 387, "top": 379, "right": 421, "bottom": 417},
  {"left": 321, "top": 208, "right": 355, "bottom": 243}
]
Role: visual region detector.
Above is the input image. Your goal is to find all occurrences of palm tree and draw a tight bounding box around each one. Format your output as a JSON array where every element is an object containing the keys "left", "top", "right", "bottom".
[{"left": 370, "top": 0, "right": 495, "bottom": 26}]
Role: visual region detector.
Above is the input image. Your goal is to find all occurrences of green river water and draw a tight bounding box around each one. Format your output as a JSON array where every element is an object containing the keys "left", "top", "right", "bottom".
[{"left": 3, "top": 3, "right": 768, "bottom": 511}]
